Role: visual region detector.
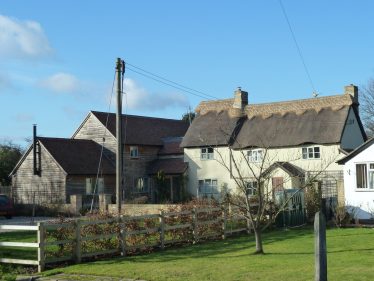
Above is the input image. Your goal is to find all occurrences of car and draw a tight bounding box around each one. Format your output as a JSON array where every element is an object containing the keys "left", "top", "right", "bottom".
[{"left": 0, "top": 194, "right": 15, "bottom": 219}]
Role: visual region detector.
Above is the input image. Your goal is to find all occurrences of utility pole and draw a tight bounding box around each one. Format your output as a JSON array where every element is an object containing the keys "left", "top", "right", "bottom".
[{"left": 116, "top": 58, "right": 124, "bottom": 215}]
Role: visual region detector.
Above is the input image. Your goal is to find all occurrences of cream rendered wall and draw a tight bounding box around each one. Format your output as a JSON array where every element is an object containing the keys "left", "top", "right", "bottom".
[
  {"left": 185, "top": 144, "right": 345, "bottom": 197},
  {"left": 184, "top": 147, "right": 237, "bottom": 197},
  {"left": 342, "top": 143, "right": 374, "bottom": 219},
  {"left": 340, "top": 108, "right": 365, "bottom": 150}
]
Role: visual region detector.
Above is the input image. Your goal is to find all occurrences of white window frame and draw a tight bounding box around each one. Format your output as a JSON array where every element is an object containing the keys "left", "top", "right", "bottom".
[
  {"left": 130, "top": 146, "right": 139, "bottom": 158},
  {"left": 198, "top": 179, "right": 218, "bottom": 197},
  {"left": 201, "top": 147, "right": 214, "bottom": 160},
  {"left": 245, "top": 181, "right": 258, "bottom": 197},
  {"left": 247, "top": 149, "right": 263, "bottom": 163},
  {"left": 355, "top": 163, "right": 374, "bottom": 190},
  {"left": 134, "top": 177, "right": 149, "bottom": 193},
  {"left": 302, "top": 146, "right": 320, "bottom": 159}
]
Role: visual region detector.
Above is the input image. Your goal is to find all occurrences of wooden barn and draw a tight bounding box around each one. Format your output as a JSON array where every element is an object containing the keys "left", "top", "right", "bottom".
[{"left": 10, "top": 111, "right": 189, "bottom": 205}]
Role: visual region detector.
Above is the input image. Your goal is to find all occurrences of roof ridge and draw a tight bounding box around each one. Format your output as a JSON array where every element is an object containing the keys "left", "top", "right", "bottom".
[{"left": 90, "top": 110, "right": 188, "bottom": 123}]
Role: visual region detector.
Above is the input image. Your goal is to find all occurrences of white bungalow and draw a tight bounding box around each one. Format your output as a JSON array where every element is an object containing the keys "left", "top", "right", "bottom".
[{"left": 337, "top": 138, "right": 374, "bottom": 219}]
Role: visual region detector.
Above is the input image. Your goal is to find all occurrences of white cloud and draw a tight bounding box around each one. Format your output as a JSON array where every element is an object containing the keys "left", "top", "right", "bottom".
[
  {"left": 0, "top": 15, "right": 53, "bottom": 59},
  {"left": 38, "top": 73, "right": 80, "bottom": 93},
  {"left": 123, "top": 78, "right": 189, "bottom": 110}
]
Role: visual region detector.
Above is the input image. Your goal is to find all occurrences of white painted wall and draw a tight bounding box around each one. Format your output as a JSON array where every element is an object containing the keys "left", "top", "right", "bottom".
[
  {"left": 184, "top": 144, "right": 345, "bottom": 198},
  {"left": 340, "top": 108, "right": 365, "bottom": 150},
  {"left": 342, "top": 142, "right": 374, "bottom": 219}
]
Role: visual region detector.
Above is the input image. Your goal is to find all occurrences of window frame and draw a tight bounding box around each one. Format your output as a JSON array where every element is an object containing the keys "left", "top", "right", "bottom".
[
  {"left": 302, "top": 146, "right": 321, "bottom": 159},
  {"left": 198, "top": 179, "right": 218, "bottom": 196},
  {"left": 245, "top": 181, "right": 258, "bottom": 197},
  {"left": 130, "top": 146, "right": 139, "bottom": 159},
  {"left": 247, "top": 149, "right": 263, "bottom": 163},
  {"left": 200, "top": 147, "right": 214, "bottom": 160},
  {"left": 355, "top": 163, "right": 374, "bottom": 191},
  {"left": 133, "top": 177, "right": 149, "bottom": 193}
]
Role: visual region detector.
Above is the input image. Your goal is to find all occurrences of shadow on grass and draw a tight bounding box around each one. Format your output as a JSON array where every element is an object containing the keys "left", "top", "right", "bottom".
[{"left": 66, "top": 227, "right": 316, "bottom": 267}]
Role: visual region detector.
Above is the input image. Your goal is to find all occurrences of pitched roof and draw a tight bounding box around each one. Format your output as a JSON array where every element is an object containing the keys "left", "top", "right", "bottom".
[
  {"left": 147, "top": 158, "right": 188, "bottom": 175},
  {"left": 234, "top": 106, "right": 350, "bottom": 148},
  {"left": 182, "top": 93, "right": 362, "bottom": 148},
  {"left": 263, "top": 162, "right": 305, "bottom": 178},
  {"left": 337, "top": 137, "right": 374, "bottom": 165},
  {"left": 180, "top": 111, "right": 242, "bottom": 148},
  {"left": 39, "top": 137, "right": 115, "bottom": 175},
  {"left": 91, "top": 111, "right": 189, "bottom": 146},
  {"left": 158, "top": 137, "right": 184, "bottom": 155}
]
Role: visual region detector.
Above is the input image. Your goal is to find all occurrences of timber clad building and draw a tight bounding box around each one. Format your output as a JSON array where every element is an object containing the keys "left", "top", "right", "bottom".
[{"left": 10, "top": 111, "right": 189, "bottom": 205}]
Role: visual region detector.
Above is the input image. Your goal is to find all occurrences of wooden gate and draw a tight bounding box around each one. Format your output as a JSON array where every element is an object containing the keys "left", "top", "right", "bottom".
[{"left": 275, "top": 189, "right": 306, "bottom": 227}]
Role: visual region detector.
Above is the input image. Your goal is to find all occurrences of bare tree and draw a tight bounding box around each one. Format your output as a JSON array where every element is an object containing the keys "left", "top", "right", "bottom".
[
  {"left": 213, "top": 141, "right": 337, "bottom": 254},
  {"left": 360, "top": 79, "right": 374, "bottom": 137}
]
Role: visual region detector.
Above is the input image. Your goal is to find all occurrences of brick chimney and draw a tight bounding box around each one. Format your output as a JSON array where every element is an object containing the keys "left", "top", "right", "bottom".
[
  {"left": 344, "top": 84, "right": 358, "bottom": 104},
  {"left": 233, "top": 87, "right": 248, "bottom": 111}
]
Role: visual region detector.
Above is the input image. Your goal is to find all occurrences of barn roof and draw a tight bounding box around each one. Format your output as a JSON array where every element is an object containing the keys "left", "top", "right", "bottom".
[
  {"left": 182, "top": 93, "right": 364, "bottom": 149},
  {"left": 39, "top": 137, "right": 115, "bottom": 175},
  {"left": 147, "top": 158, "right": 188, "bottom": 175},
  {"left": 91, "top": 111, "right": 189, "bottom": 146}
]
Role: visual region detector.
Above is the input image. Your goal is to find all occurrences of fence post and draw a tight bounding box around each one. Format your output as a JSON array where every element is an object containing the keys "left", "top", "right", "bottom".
[
  {"left": 222, "top": 207, "right": 227, "bottom": 240},
  {"left": 159, "top": 210, "right": 165, "bottom": 250},
  {"left": 119, "top": 215, "right": 126, "bottom": 256},
  {"left": 37, "top": 222, "right": 45, "bottom": 273},
  {"left": 192, "top": 207, "right": 197, "bottom": 244},
  {"left": 314, "top": 211, "right": 327, "bottom": 281},
  {"left": 75, "top": 219, "right": 82, "bottom": 263}
]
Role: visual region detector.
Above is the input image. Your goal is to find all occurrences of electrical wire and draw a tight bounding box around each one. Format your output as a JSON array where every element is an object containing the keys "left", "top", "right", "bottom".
[
  {"left": 126, "top": 62, "right": 217, "bottom": 100},
  {"left": 90, "top": 71, "right": 116, "bottom": 212},
  {"left": 278, "top": 0, "right": 317, "bottom": 95}
]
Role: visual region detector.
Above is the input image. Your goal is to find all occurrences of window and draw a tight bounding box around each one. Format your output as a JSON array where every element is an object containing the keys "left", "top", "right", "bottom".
[
  {"left": 356, "top": 163, "right": 374, "bottom": 190},
  {"left": 130, "top": 146, "right": 139, "bottom": 158},
  {"left": 86, "top": 178, "right": 93, "bottom": 194},
  {"left": 134, "top": 177, "right": 149, "bottom": 193},
  {"left": 198, "top": 179, "right": 218, "bottom": 196},
  {"left": 98, "top": 178, "right": 104, "bottom": 193},
  {"left": 246, "top": 181, "right": 258, "bottom": 196},
  {"left": 247, "top": 149, "right": 263, "bottom": 162},
  {"left": 302, "top": 146, "right": 320, "bottom": 159},
  {"left": 201, "top": 147, "right": 214, "bottom": 160},
  {"left": 86, "top": 178, "right": 104, "bottom": 194}
]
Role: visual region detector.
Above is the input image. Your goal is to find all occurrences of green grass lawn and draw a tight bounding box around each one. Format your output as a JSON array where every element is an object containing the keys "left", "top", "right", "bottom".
[{"left": 41, "top": 227, "right": 374, "bottom": 281}]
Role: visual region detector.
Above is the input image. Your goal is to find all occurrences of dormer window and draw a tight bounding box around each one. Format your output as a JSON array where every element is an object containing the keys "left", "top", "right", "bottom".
[
  {"left": 302, "top": 146, "right": 320, "bottom": 159},
  {"left": 201, "top": 147, "right": 214, "bottom": 160},
  {"left": 130, "top": 146, "right": 139, "bottom": 158}
]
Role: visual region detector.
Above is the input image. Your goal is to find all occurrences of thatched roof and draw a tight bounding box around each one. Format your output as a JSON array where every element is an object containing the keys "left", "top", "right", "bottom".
[
  {"left": 182, "top": 93, "right": 363, "bottom": 149},
  {"left": 180, "top": 111, "right": 242, "bottom": 148}
]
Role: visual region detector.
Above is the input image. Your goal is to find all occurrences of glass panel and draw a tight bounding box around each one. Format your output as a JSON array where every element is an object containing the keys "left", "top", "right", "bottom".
[
  {"left": 308, "top": 147, "right": 314, "bottom": 158},
  {"left": 302, "top": 147, "right": 307, "bottom": 159},
  {"left": 370, "top": 163, "right": 374, "bottom": 170},
  {"left": 98, "top": 178, "right": 104, "bottom": 193},
  {"left": 86, "top": 178, "right": 92, "bottom": 194},
  {"left": 207, "top": 147, "right": 214, "bottom": 153},
  {"left": 369, "top": 171, "right": 374, "bottom": 189},
  {"left": 356, "top": 164, "right": 367, "bottom": 189}
]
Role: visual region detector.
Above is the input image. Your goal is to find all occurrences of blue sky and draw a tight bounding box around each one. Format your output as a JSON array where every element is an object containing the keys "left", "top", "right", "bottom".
[{"left": 1, "top": 1, "right": 374, "bottom": 147}]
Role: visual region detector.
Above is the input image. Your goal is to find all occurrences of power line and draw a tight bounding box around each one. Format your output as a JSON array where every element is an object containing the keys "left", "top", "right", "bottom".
[
  {"left": 125, "top": 63, "right": 218, "bottom": 100},
  {"left": 278, "top": 0, "right": 317, "bottom": 95}
]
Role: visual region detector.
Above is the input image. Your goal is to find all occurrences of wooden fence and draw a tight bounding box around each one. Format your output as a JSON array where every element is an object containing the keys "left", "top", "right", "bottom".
[{"left": 0, "top": 207, "right": 249, "bottom": 272}]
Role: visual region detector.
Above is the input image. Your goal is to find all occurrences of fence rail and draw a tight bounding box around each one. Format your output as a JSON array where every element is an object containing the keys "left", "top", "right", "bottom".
[{"left": 0, "top": 206, "right": 250, "bottom": 272}]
